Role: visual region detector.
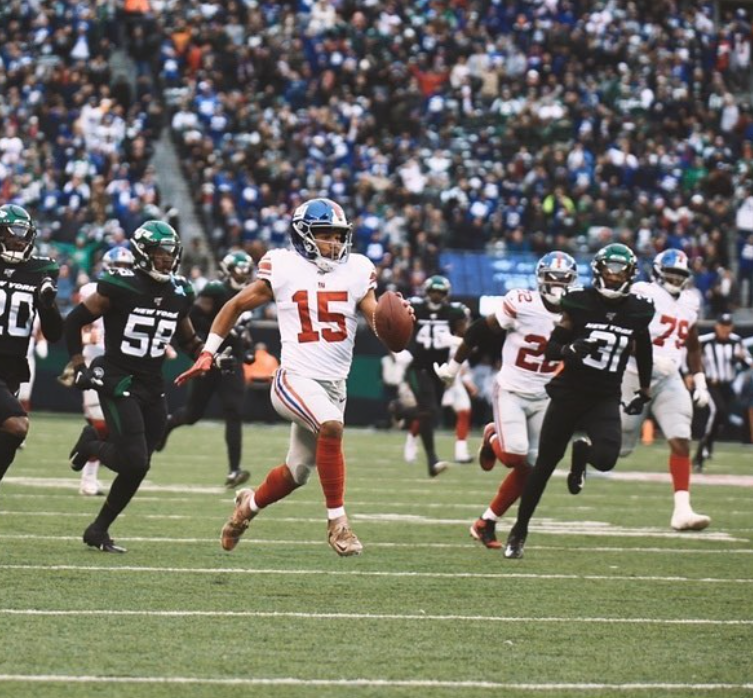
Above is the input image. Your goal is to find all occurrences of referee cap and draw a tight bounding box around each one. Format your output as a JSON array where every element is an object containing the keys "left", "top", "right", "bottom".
[{"left": 717, "top": 313, "right": 733, "bottom": 325}]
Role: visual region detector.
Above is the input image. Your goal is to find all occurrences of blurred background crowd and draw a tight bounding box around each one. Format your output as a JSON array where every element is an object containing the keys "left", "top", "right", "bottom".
[{"left": 2, "top": 0, "right": 753, "bottom": 315}]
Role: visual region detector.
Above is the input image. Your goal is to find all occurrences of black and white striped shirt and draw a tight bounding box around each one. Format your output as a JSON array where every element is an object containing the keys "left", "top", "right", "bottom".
[{"left": 699, "top": 332, "right": 753, "bottom": 384}]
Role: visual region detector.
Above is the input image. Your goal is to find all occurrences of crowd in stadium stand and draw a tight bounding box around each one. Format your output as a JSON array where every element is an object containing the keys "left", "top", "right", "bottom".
[{"left": 2, "top": 1, "right": 753, "bottom": 314}]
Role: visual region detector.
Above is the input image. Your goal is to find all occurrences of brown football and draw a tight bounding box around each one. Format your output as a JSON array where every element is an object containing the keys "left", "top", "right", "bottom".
[{"left": 374, "top": 291, "right": 414, "bottom": 352}]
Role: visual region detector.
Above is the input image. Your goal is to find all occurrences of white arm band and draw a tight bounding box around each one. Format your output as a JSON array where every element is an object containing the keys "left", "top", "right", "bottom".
[
  {"left": 446, "top": 358, "right": 462, "bottom": 378},
  {"left": 693, "top": 372, "right": 707, "bottom": 390},
  {"left": 203, "top": 332, "right": 225, "bottom": 355}
]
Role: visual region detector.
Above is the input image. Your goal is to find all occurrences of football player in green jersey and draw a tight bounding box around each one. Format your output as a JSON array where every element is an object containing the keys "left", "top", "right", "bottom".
[
  {"left": 0, "top": 204, "right": 63, "bottom": 484},
  {"left": 64, "top": 220, "right": 233, "bottom": 552},
  {"left": 504, "top": 244, "right": 655, "bottom": 559},
  {"left": 156, "top": 250, "right": 255, "bottom": 488}
]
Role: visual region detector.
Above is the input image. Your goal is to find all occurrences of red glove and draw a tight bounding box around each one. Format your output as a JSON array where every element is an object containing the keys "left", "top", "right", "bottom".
[{"left": 175, "top": 351, "right": 214, "bottom": 386}]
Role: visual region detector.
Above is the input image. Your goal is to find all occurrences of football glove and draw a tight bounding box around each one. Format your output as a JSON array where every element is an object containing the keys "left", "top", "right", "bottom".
[
  {"left": 622, "top": 390, "right": 651, "bottom": 416},
  {"left": 214, "top": 346, "right": 237, "bottom": 374},
  {"left": 563, "top": 338, "right": 595, "bottom": 360},
  {"left": 692, "top": 373, "right": 710, "bottom": 408},
  {"left": 38, "top": 277, "right": 58, "bottom": 309},
  {"left": 434, "top": 359, "right": 461, "bottom": 386},
  {"left": 73, "top": 364, "right": 104, "bottom": 391}
]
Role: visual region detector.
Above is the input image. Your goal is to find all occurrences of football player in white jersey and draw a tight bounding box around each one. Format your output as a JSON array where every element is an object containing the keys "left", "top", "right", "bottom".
[
  {"left": 73, "top": 246, "right": 135, "bottom": 495},
  {"left": 177, "top": 198, "right": 411, "bottom": 557},
  {"left": 435, "top": 251, "right": 578, "bottom": 548},
  {"left": 619, "top": 249, "right": 711, "bottom": 531}
]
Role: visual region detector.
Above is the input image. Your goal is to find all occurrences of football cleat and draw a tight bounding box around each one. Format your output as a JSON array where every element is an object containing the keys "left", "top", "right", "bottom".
[
  {"left": 69, "top": 425, "right": 99, "bottom": 472},
  {"left": 225, "top": 469, "right": 250, "bottom": 489},
  {"left": 79, "top": 479, "right": 105, "bottom": 497},
  {"left": 478, "top": 423, "right": 497, "bottom": 471},
  {"left": 469, "top": 518, "right": 502, "bottom": 550},
  {"left": 503, "top": 529, "right": 527, "bottom": 559},
  {"left": 83, "top": 524, "right": 126, "bottom": 553},
  {"left": 671, "top": 510, "right": 711, "bottom": 531},
  {"left": 327, "top": 516, "right": 363, "bottom": 556},
  {"left": 220, "top": 488, "right": 256, "bottom": 551},
  {"left": 429, "top": 460, "right": 450, "bottom": 478},
  {"left": 455, "top": 441, "right": 473, "bottom": 464},
  {"left": 567, "top": 437, "right": 590, "bottom": 495}
]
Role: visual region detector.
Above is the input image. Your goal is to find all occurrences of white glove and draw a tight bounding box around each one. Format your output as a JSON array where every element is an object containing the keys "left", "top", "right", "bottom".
[
  {"left": 692, "top": 372, "right": 710, "bottom": 408},
  {"left": 434, "top": 359, "right": 461, "bottom": 386}
]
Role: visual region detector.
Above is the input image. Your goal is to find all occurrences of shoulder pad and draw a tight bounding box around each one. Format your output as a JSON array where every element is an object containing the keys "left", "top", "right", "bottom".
[
  {"left": 409, "top": 296, "right": 424, "bottom": 306},
  {"left": 28, "top": 256, "right": 60, "bottom": 275},
  {"left": 200, "top": 280, "right": 227, "bottom": 297}
]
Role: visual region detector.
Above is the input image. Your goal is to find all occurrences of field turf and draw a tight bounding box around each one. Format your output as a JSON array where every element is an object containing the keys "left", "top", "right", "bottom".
[{"left": 0, "top": 413, "right": 751, "bottom": 698}]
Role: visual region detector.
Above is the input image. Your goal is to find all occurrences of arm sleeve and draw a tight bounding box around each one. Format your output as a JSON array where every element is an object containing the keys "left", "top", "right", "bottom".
[
  {"left": 634, "top": 328, "right": 653, "bottom": 390},
  {"left": 38, "top": 305, "right": 63, "bottom": 343},
  {"left": 544, "top": 324, "right": 574, "bottom": 360},
  {"left": 64, "top": 303, "right": 99, "bottom": 359}
]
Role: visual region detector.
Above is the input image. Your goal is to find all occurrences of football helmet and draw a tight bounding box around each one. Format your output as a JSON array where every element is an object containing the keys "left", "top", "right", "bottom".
[
  {"left": 220, "top": 250, "right": 254, "bottom": 290},
  {"left": 423, "top": 275, "right": 451, "bottom": 310},
  {"left": 290, "top": 198, "right": 352, "bottom": 273},
  {"left": 591, "top": 243, "right": 637, "bottom": 299},
  {"left": 536, "top": 251, "right": 578, "bottom": 306},
  {"left": 0, "top": 204, "right": 37, "bottom": 264},
  {"left": 101, "top": 246, "right": 135, "bottom": 271},
  {"left": 131, "top": 220, "right": 182, "bottom": 283},
  {"left": 652, "top": 249, "right": 690, "bottom": 297}
]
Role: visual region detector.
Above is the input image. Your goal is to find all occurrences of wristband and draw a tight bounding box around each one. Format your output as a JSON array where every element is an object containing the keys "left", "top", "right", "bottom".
[
  {"left": 693, "top": 373, "right": 707, "bottom": 391},
  {"left": 446, "top": 358, "right": 462, "bottom": 377},
  {"left": 203, "top": 332, "right": 224, "bottom": 355}
]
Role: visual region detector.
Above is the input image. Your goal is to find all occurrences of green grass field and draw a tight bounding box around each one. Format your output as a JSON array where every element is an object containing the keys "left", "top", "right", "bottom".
[{"left": 0, "top": 413, "right": 751, "bottom": 698}]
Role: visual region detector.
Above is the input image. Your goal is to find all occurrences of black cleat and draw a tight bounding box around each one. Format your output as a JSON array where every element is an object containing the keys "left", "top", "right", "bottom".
[
  {"left": 504, "top": 529, "right": 526, "bottom": 559},
  {"left": 429, "top": 461, "right": 450, "bottom": 478},
  {"left": 225, "top": 469, "right": 250, "bottom": 488},
  {"left": 567, "top": 437, "right": 590, "bottom": 495},
  {"left": 83, "top": 524, "right": 127, "bottom": 554},
  {"left": 69, "top": 426, "right": 99, "bottom": 472}
]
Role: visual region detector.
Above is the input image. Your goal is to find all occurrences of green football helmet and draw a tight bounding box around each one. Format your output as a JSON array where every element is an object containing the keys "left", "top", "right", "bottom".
[
  {"left": 591, "top": 243, "right": 637, "bottom": 299},
  {"left": 423, "top": 275, "right": 451, "bottom": 310},
  {"left": 220, "top": 250, "right": 254, "bottom": 290},
  {"left": 0, "top": 204, "right": 37, "bottom": 264},
  {"left": 131, "top": 220, "right": 182, "bottom": 282}
]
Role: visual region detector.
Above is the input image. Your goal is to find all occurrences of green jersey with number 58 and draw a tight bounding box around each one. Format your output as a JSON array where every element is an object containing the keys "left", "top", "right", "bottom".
[
  {"left": 550, "top": 287, "right": 654, "bottom": 397},
  {"left": 97, "top": 268, "right": 194, "bottom": 379}
]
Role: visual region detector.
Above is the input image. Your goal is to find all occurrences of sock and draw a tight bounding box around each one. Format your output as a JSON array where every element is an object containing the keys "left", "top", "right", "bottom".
[
  {"left": 409, "top": 420, "right": 420, "bottom": 437},
  {"left": 92, "top": 470, "right": 147, "bottom": 530},
  {"left": 316, "top": 435, "right": 345, "bottom": 509},
  {"left": 90, "top": 419, "right": 108, "bottom": 440},
  {"left": 641, "top": 419, "right": 655, "bottom": 445},
  {"left": 673, "top": 489, "right": 692, "bottom": 514},
  {"left": 0, "top": 432, "right": 25, "bottom": 482},
  {"left": 490, "top": 464, "right": 530, "bottom": 518},
  {"left": 226, "top": 418, "right": 241, "bottom": 471},
  {"left": 669, "top": 454, "right": 690, "bottom": 493},
  {"left": 255, "top": 464, "right": 298, "bottom": 509},
  {"left": 482, "top": 507, "right": 498, "bottom": 522},
  {"left": 327, "top": 506, "right": 345, "bottom": 521},
  {"left": 456, "top": 410, "right": 470, "bottom": 441}
]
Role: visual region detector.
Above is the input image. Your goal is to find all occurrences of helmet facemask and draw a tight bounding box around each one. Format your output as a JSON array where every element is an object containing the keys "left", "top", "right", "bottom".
[
  {"left": 0, "top": 217, "right": 36, "bottom": 264},
  {"left": 653, "top": 250, "right": 691, "bottom": 297},
  {"left": 290, "top": 199, "right": 352, "bottom": 274},
  {"left": 220, "top": 252, "right": 254, "bottom": 290},
  {"left": 536, "top": 251, "right": 578, "bottom": 307},
  {"left": 594, "top": 260, "right": 633, "bottom": 299},
  {"left": 131, "top": 221, "right": 182, "bottom": 283}
]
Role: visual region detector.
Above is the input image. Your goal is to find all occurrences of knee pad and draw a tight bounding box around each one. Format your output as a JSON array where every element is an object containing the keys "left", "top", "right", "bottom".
[
  {"left": 499, "top": 451, "right": 528, "bottom": 469},
  {"left": 288, "top": 462, "right": 313, "bottom": 486}
]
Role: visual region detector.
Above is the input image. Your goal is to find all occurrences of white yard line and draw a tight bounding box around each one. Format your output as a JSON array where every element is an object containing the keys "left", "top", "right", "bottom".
[
  {"left": 0, "top": 564, "right": 750, "bottom": 584},
  {"left": 0, "top": 675, "right": 749, "bottom": 691},
  {"left": 0, "top": 533, "right": 750, "bottom": 553},
  {"left": 0, "top": 608, "right": 750, "bottom": 625}
]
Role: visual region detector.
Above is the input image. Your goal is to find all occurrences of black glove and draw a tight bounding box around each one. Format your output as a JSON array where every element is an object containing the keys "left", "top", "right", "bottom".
[
  {"left": 622, "top": 390, "right": 651, "bottom": 416},
  {"left": 213, "top": 347, "right": 237, "bottom": 374},
  {"left": 563, "top": 338, "right": 595, "bottom": 360},
  {"left": 38, "top": 277, "right": 58, "bottom": 309},
  {"left": 73, "top": 364, "right": 104, "bottom": 391}
]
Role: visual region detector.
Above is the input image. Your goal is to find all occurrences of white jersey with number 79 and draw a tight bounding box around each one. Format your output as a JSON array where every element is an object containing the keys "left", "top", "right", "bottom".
[{"left": 257, "top": 248, "right": 377, "bottom": 380}]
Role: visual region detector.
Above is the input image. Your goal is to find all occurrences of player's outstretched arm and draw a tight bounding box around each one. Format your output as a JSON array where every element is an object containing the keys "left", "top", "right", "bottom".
[
  {"left": 434, "top": 314, "right": 503, "bottom": 385},
  {"left": 175, "top": 279, "right": 273, "bottom": 386}
]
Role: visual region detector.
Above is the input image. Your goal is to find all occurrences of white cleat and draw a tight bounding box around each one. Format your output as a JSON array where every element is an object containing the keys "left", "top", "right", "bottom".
[
  {"left": 79, "top": 479, "right": 104, "bottom": 496},
  {"left": 671, "top": 511, "right": 711, "bottom": 531},
  {"left": 403, "top": 434, "right": 417, "bottom": 464},
  {"left": 454, "top": 441, "right": 472, "bottom": 464}
]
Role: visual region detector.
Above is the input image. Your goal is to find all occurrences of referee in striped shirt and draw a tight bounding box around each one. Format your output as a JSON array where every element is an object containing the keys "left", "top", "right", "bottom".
[{"left": 694, "top": 314, "right": 753, "bottom": 471}]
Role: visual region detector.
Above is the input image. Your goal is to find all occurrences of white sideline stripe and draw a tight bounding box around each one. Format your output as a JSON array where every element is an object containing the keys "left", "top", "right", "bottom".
[
  {"left": 0, "top": 534, "right": 751, "bottom": 554},
  {"left": 0, "top": 676, "right": 750, "bottom": 691},
  {"left": 0, "top": 609, "right": 750, "bottom": 625},
  {"left": 1, "top": 564, "right": 750, "bottom": 584}
]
